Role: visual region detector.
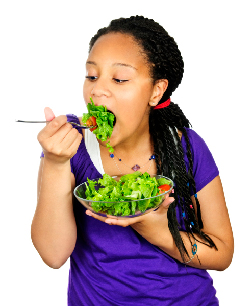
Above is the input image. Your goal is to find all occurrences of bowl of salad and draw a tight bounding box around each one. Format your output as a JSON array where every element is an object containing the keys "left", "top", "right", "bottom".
[{"left": 73, "top": 171, "right": 173, "bottom": 218}]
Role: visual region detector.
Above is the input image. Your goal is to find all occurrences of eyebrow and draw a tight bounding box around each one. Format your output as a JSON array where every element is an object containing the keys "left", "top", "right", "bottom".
[
  {"left": 86, "top": 61, "right": 137, "bottom": 70},
  {"left": 112, "top": 63, "right": 137, "bottom": 70},
  {"left": 86, "top": 61, "right": 96, "bottom": 66}
]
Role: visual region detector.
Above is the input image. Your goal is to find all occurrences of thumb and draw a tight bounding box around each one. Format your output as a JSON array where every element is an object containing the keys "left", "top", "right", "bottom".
[
  {"left": 157, "top": 191, "right": 175, "bottom": 211},
  {"left": 44, "top": 107, "right": 55, "bottom": 121}
]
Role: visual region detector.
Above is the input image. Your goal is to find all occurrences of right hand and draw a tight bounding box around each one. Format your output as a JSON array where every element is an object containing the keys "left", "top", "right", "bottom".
[{"left": 37, "top": 107, "right": 83, "bottom": 164}]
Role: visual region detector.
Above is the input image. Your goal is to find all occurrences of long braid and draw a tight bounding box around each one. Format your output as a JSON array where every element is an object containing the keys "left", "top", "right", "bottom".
[{"left": 89, "top": 15, "right": 218, "bottom": 262}]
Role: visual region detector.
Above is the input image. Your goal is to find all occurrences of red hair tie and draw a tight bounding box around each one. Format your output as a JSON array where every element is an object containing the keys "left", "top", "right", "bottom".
[{"left": 154, "top": 98, "right": 171, "bottom": 110}]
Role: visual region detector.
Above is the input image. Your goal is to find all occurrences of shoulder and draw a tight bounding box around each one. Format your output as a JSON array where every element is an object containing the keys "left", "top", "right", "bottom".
[
  {"left": 181, "top": 127, "right": 213, "bottom": 158},
  {"left": 181, "top": 128, "right": 219, "bottom": 193},
  {"left": 182, "top": 128, "right": 204, "bottom": 144},
  {"left": 181, "top": 128, "right": 210, "bottom": 155}
]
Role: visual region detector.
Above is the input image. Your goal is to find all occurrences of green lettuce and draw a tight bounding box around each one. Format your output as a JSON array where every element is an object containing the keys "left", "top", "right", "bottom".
[{"left": 82, "top": 97, "right": 115, "bottom": 152}]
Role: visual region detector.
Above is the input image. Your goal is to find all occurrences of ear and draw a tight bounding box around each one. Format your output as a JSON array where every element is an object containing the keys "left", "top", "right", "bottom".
[{"left": 149, "top": 79, "right": 168, "bottom": 107}]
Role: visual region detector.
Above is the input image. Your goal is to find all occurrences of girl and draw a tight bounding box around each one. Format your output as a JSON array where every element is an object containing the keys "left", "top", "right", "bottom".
[{"left": 32, "top": 16, "right": 234, "bottom": 305}]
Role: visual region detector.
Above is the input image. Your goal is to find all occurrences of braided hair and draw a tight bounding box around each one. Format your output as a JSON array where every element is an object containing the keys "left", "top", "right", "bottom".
[{"left": 89, "top": 15, "right": 217, "bottom": 262}]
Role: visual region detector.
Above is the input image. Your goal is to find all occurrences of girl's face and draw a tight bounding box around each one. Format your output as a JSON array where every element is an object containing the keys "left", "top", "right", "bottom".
[{"left": 83, "top": 33, "right": 164, "bottom": 148}]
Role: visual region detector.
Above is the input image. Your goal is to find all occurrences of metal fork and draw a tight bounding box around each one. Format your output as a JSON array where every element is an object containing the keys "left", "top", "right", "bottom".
[{"left": 15, "top": 120, "right": 96, "bottom": 129}]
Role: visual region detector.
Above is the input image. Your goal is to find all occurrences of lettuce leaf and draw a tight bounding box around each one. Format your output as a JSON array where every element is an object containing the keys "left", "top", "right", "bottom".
[{"left": 82, "top": 97, "right": 115, "bottom": 152}]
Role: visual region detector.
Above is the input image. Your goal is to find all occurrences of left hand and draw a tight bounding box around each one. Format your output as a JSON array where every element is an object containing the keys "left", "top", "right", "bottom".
[{"left": 85, "top": 194, "right": 175, "bottom": 242}]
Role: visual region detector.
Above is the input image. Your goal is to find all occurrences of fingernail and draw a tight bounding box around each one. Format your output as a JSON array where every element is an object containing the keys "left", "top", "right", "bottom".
[{"left": 86, "top": 211, "right": 92, "bottom": 216}]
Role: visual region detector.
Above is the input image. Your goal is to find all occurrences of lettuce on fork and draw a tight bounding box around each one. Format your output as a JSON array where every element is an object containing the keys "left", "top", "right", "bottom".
[
  {"left": 82, "top": 97, "right": 115, "bottom": 152},
  {"left": 83, "top": 172, "right": 172, "bottom": 216}
]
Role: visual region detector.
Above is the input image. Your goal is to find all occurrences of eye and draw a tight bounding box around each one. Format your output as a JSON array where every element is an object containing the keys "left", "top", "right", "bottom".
[
  {"left": 113, "top": 78, "right": 129, "bottom": 84},
  {"left": 85, "top": 76, "right": 97, "bottom": 81}
]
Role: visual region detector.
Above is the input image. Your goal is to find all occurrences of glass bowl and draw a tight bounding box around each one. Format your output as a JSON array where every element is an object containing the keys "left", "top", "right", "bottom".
[{"left": 73, "top": 174, "right": 174, "bottom": 218}]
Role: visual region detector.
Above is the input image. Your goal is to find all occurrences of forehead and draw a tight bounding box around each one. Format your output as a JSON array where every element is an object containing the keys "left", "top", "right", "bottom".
[{"left": 87, "top": 33, "right": 148, "bottom": 68}]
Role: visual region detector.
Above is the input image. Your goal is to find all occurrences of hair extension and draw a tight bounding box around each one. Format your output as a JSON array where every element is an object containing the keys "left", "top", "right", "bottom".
[{"left": 89, "top": 16, "right": 218, "bottom": 262}]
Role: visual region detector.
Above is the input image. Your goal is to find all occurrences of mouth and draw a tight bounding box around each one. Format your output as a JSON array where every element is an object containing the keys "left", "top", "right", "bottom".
[{"left": 107, "top": 110, "right": 116, "bottom": 127}]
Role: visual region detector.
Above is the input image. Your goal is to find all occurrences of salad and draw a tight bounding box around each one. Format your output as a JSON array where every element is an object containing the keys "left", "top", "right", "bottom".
[
  {"left": 79, "top": 172, "right": 173, "bottom": 216},
  {"left": 82, "top": 97, "right": 115, "bottom": 152}
]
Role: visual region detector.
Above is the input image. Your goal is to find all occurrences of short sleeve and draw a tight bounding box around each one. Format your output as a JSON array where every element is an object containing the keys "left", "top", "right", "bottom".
[{"left": 182, "top": 129, "right": 219, "bottom": 193}]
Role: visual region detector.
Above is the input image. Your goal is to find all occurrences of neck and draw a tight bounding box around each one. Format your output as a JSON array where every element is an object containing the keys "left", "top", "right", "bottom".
[
  {"left": 114, "top": 131, "right": 153, "bottom": 158},
  {"left": 99, "top": 123, "right": 156, "bottom": 176}
]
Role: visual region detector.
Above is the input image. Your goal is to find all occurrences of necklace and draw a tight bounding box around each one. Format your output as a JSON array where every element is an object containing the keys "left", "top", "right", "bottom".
[{"left": 109, "top": 152, "right": 155, "bottom": 174}]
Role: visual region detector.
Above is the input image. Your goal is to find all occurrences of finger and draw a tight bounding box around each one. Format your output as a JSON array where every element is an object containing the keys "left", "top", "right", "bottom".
[
  {"left": 86, "top": 209, "right": 143, "bottom": 227},
  {"left": 161, "top": 196, "right": 175, "bottom": 208},
  {"left": 44, "top": 107, "right": 55, "bottom": 122},
  {"left": 86, "top": 209, "right": 125, "bottom": 225},
  {"left": 39, "top": 115, "right": 69, "bottom": 139},
  {"left": 105, "top": 214, "right": 144, "bottom": 227},
  {"left": 66, "top": 131, "right": 83, "bottom": 157},
  {"left": 42, "top": 122, "right": 76, "bottom": 154},
  {"left": 86, "top": 210, "right": 109, "bottom": 223},
  {"left": 154, "top": 193, "right": 175, "bottom": 213},
  {"left": 58, "top": 128, "right": 83, "bottom": 158},
  {"left": 60, "top": 126, "right": 82, "bottom": 149}
]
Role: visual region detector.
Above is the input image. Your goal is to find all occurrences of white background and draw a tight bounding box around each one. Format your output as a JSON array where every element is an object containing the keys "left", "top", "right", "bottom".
[{"left": 1, "top": 1, "right": 251, "bottom": 305}]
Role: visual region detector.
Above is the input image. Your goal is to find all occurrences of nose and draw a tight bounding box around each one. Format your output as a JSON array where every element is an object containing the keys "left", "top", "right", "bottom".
[{"left": 91, "top": 77, "right": 111, "bottom": 98}]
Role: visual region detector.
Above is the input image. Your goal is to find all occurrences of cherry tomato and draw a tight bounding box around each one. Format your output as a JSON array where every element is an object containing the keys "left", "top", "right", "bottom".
[
  {"left": 86, "top": 116, "right": 97, "bottom": 132},
  {"left": 157, "top": 184, "right": 170, "bottom": 194}
]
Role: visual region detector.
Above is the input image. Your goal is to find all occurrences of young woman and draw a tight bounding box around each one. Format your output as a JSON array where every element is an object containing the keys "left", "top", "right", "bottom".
[{"left": 32, "top": 16, "right": 234, "bottom": 305}]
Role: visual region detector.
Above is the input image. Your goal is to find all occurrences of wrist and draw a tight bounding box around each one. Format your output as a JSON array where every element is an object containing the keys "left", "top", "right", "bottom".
[
  {"left": 42, "top": 155, "right": 71, "bottom": 172},
  {"left": 38, "top": 156, "right": 72, "bottom": 203},
  {"left": 42, "top": 153, "right": 71, "bottom": 168}
]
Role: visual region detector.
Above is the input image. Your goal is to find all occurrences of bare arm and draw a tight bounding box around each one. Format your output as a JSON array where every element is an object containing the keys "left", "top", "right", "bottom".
[
  {"left": 138, "top": 176, "right": 234, "bottom": 271},
  {"left": 31, "top": 109, "right": 82, "bottom": 269}
]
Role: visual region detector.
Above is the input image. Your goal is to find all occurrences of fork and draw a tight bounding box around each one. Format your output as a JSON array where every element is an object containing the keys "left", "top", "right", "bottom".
[{"left": 15, "top": 120, "right": 96, "bottom": 129}]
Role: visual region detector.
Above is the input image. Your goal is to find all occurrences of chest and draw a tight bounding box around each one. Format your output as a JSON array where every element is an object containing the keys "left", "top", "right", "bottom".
[{"left": 100, "top": 146, "right": 157, "bottom": 177}]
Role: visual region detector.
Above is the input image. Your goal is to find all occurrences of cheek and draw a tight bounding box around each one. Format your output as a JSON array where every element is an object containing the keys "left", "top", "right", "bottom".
[
  {"left": 116, "top": 95, "right": 149, "bottom": 126},
  {"left": 117, "top": 86, "right": 152, "bottom": 112},
  {"left": 83, "top": 81, "right": 91, "bottom": 103}
]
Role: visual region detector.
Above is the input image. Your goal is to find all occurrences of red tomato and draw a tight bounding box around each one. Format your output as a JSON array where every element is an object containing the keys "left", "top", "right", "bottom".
[
  {"left": 157, "top": 184, "right": 170, "bottom": 193},
  {"left": 86, "top": 116, "right": 97, "bottom": 132}
]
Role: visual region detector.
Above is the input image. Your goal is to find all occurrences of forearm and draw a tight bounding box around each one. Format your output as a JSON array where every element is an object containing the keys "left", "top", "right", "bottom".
[
  {"left": 139, "top": 221, "right": 233, "bottom": 271},
  {"left": 31, "top": 157, "right": 77, "bottom": 268}
]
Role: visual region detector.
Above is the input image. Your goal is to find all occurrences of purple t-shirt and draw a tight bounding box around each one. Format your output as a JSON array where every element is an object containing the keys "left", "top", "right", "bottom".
[{"left": 43, "top": 114, "right": 219, "bottom": 305}]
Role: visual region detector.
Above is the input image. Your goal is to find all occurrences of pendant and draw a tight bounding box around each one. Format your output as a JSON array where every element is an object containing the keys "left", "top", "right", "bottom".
[{"left": 132, "top": 164, "right": 140, "bottom": 171}]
